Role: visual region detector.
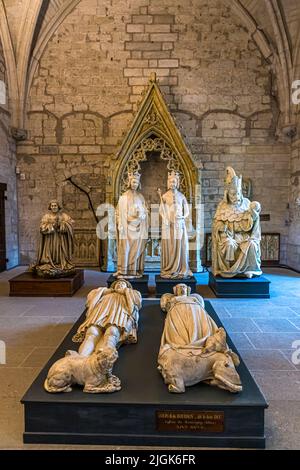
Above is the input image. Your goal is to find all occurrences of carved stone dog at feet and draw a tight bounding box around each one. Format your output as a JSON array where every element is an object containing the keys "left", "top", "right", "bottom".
[
  {"left": 158, "top": 328, "right": 242, "bottom": 394},
  {"left": 44, "top": 347, "right": 120, "bottom": 393}
]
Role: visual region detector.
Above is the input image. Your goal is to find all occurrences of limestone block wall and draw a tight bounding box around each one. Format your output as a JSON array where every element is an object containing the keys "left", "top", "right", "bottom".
[
  {"left": 0, "top": 39, "right": 18, "bottom": 268},
  {"left": 287, "top": 134, "right": 300, "bottom": 270},
  {"left": 16, "top": 0, "right": 291, "bottom": 266}
]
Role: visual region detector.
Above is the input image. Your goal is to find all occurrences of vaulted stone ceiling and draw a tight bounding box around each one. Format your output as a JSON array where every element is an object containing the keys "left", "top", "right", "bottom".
[{"left": 0, "top": 0, "right": 299, "bottom": 130}]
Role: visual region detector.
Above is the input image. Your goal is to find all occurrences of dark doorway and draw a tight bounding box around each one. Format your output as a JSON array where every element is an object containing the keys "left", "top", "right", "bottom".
[{"left": 0, "top": 183, "right": 7, "bottom": 272}]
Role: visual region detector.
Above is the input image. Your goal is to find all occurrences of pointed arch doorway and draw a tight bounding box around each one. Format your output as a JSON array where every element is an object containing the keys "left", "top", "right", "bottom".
[{"left": 103, "top": 75, "right": 203, "bottom": 273}]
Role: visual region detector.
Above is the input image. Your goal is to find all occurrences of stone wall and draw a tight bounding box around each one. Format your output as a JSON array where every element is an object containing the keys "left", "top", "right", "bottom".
[
  {"left": 0, "top": 39, "right": 18, "bottom": 268},
  {"left": 17, "top": 0, "right": 291, "bottom": 266},
  {"left": 287, "top": 134, "right": 300, "bottom": 270}
]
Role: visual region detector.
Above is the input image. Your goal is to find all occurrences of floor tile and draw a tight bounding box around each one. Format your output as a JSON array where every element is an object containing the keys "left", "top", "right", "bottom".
[
  {"left": 227, "top": 332, "right": 254, "bottom": 349},
  {"left": 253, "top": 319, "right": 300, "bottom": 333},
  {"left": 252, "top": 370, "right": 300, "bottom": 401},
  {"left": 239, "top": 349, "right": 296, "bottom": 371},
  {"left": 246, "top": 332, "right": 300, "bottom": 350},
  {"left": 226, "top": 306, "right": 298, "bottom": 318},
  {"left": 21, "top": 347, "right": 57, "bottom": 367},
  {"left": 221, "top": 318, "right": 259, "bottom": 332}
]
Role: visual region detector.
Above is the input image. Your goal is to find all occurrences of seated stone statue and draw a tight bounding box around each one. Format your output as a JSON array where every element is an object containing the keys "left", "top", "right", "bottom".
[
  {"left": 44, "top": 279, "right": 142, "bottom": 394},
  {"left": 158, "top": 284, "right": 242, "bottom": 393},
  {"left": 30, "top": 199, "right": 75, "bottom": 278},
  {"left": 212, "top": 167, "right": 262, "bottom": 278}
]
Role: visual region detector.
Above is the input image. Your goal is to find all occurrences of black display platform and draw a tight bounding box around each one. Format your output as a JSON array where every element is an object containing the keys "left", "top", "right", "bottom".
[
  {"left": 21, "top": 300, "right": 268, "bottom": 448},
  {"left": 107, "top": 274, "right": 149, "bottom": 297},
  {"left": 9, "top": 270, "right": 84, "bottom": 297},
  {"left": 209, "top": 271, "right": 270, "bottom": 299},
  {"left": 155, "top": 275, "right": 197, "bottom": 297}
]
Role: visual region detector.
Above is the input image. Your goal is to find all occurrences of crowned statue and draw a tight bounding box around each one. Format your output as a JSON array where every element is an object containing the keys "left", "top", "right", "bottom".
[
  {"left": 212, "top": 167, "right": 262, "bottom": 278},
  {"left": 158, "top": 171, "right": 192, "bottom": 279},
  {"left": 31, "top": 199, "right": 75, "bottom": 278},
  {"left": 114, "top": 171, "right": 148, "bottom": 279}
]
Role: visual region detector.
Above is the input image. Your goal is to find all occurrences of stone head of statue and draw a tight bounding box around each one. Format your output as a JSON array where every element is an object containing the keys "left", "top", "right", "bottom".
[
  {"left": 48, "top": 199, "right": 61, "bottom": 214},
  {"left": 167, "top": 170, "right": 180, "bottom": 191},
  {"left": 111, "top": 278, "right": 132, "bottom": 293},
  {"left": 173, "top": 283, "right": 191, "bottom": 297},
  {"left": 224, "top": 167, "right": 243, "bottom": 206},
  {"left": 128, "top": 171, "right": 141, "bottom": 191}
]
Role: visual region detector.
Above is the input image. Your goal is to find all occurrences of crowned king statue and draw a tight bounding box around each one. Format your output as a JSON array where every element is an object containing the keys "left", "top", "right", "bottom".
[{"left": 114, "top": 171, "right": 148, "bottom": 278}]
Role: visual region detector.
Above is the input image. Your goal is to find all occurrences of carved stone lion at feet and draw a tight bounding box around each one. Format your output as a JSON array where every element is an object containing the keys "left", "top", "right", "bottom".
[{"left": 44, "top": 347, "right": 121, "bottom": 394}]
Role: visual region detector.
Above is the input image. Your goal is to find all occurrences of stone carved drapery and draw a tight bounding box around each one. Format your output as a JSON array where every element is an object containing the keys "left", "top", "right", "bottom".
[
  {"left": 103, "top": 75, "right": 202, "bottom": 272},
  {"left": 205, "top": 233, "right": 280, "bottom": 266}
]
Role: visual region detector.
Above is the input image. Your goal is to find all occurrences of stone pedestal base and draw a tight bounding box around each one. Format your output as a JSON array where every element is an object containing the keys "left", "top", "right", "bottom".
[
  {"left": 21, "top": 300, "right": 268, "bottom": 448},
  {"left": 107, "top": 274, "right": 149, "bottom": 297},
  {"left": 9, "top": 270, "right": 84, "bottom": 297},
  {"left": 155, "top": 275, "right": 197, "bottom": 297},
  {"left": 209, "top": 271, "right": 270, "bottom": 299}
]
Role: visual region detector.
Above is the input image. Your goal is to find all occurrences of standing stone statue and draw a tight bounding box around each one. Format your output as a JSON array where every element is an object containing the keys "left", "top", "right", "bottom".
[
  {"left": 114, "top": 171, "right": 148, "bottom": 278},
  {"left": 44, "top": 279, "right": 142, "bottom": 394},
  {"left": 158, "top": 171, "right": 192, "bottom": 279},
  {"left": 158, "top": 284, "right": 242, "bottom": 394},
  {"left": 212, "top": 167, "right": 262, "bottom": 278},
  {"left": 31, "top": 199, "right": 75, "bottom": 278}
]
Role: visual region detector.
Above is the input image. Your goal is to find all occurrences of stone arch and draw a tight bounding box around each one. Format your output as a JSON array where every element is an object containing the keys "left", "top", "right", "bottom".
[
  {"left": 108, "top": 75, "right": 202, "bottom": 272},
  {"left": 0, "top": 0, "right": 18, "bottom": 127},
  {"left": 26, "top": 0, "right": 81, "bottom": 120},
  {"left": 112, "top": 76, "right": 199, "bottom": 207},
  {"left": 230, "top": 0, "right": 291, "bottom": 127},
  {"left": 114, "top": 127, "right": 195, "bottom": 204}
]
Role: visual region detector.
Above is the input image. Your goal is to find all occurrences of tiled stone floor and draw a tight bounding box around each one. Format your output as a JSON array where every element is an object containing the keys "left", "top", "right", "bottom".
[{"left": 0, "top": 266, "right": 300, "bottom": 449}]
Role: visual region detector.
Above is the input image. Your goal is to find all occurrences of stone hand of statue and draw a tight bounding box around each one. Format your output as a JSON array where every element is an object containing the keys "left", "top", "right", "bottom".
[
  {"left": 41, "top": 223, "right": 55, "bottom": 234},
  {"left": 139, "top": 208, "right": 146, "bottom": 220},
  {"left": 215, "top": 221, "right": 226, "bottom": 234},
  {"left": 224, "top": 224, "right": 233, "bottom": 237},
  {"left": 58, "top": 221, "right": 68, "bottom": 233},
  {"left": 249, "top": 201, "right": 261, "bottom": 220}
]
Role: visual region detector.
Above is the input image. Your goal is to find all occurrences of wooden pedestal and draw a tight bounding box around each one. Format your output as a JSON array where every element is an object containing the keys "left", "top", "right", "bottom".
[{"left": 9, "top": 270, "right": 84, "bottom": 297}]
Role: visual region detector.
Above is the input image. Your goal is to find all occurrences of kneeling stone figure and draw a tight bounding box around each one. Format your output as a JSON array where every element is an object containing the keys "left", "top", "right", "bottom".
[{"left": 158, "top": 284, "right": 242, "bottom": 393}]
